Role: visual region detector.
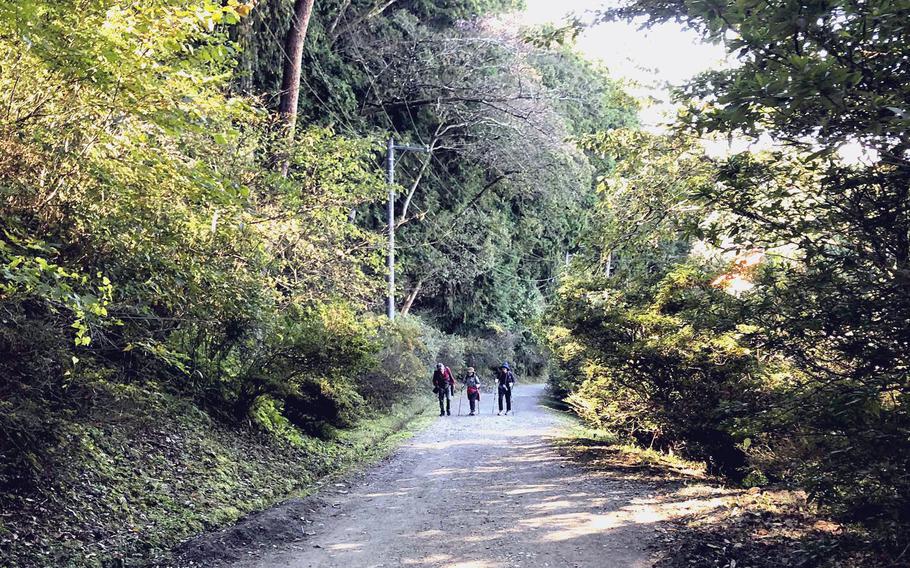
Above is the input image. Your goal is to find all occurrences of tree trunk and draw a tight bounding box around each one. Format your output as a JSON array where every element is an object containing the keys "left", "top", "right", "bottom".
[
  {"left": 277, "top": 0, "right": 315, "bottom": 177},
  {"left": 400, "top": 279, "right": 423, "bottom": 316}
]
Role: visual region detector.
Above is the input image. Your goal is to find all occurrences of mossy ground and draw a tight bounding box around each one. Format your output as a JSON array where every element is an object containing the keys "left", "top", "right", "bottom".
[{"left": 0, "top": 383, "right": 434, "bottom": 568}]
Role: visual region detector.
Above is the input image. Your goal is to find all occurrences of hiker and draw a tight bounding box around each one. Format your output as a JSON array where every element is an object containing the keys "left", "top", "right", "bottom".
[
  {"left": 432, "top": 362, "right": 456, "bottom": 416},
  {"left": 462, "top": 367, "right": 482, "bottom": 416},
  {"left": 495, "top": 362, "right": 516, "bottom": 415}
]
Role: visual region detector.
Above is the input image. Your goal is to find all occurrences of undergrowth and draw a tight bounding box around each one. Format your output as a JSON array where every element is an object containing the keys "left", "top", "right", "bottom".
[
  {"left": 556, "top": 430, "right": 903, "bottom": 568},
  {"left": 0, "top": 386, "right": 434, "bottom": 568}
]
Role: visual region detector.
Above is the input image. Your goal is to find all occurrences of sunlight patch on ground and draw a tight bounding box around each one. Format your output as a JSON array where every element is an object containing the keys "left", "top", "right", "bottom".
[
  {"left": 401, "top": 553, "right": 454, "bottom": 565},
  {"left": 521, "top": 511, "right": 628, "bottom": 541},
  {"left": 499, "top": 455, "right": 563, "bottom": 465},
  {"left": 526, "top": 497, "right": 612, "bottom": 512},
  {"left": 663, "top": 485, "right": 729, "bottom": 498},
  {"left": 461, "top": 533, "right": 509, "bottom": 544},
  {"left": 504, "top": 484, "right": 559, "bottom": 495},
  {"left": 428, "top": 465, "right": 510, "bottom": 476},
  {"left": 361, "top": 490, "right": 412, "bottom": 498},
  {"left": 327, "top": 542, "right": 363, "bottom": 551},
  {"left": 520, "top": 493, "right": 734, "bottom": 542},
  {"left": 409, "top": 439, "right": 499, "bottom": 450},
  {"left": 526, "top": 499, "right": 584, "bottom": 512}
]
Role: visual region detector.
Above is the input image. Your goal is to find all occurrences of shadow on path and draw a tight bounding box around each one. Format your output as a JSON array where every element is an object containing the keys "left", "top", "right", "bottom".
[{"left": 176, "top": 385, "right": 729, "bottom": 568}]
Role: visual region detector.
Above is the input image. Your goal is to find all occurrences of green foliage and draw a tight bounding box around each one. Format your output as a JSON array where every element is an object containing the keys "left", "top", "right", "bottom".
[
  {"left": 234, "top": 2, "right": 639, "bottom": 333},
  {"left": 577, "top": 129, "right": 714, "bottom": 283},
  {"left": 0, "top": 0, "right": 385, "bottom": 489},
  {"left": 363, "top": 316, "right": 441, "bottom": 404},
  {"left": 548, "top": 261, "right": 756, "bottom": 478},
  {"left": 0, "top": 382, "right": 431, "bottom": 568},
  {"left": 0, "top": 0, "right": 618, "bottom": 563},
  {"left": 1, "top": 236, "right": 113, "bottom": 347},
  {"left": 550, "top": 127, "right": 910, "bottom": 535},
  {"left": 250, "top": 395, "right": 307, "bottom": 446},
  {"left": 555, "top": 0, "right": 910, "bottom": 543},
  {"left": 363, "top": 314, "right": 547, "bottom": 404},
  {"left": 531, "top": 48, "right": 639, "bottom": 138}
]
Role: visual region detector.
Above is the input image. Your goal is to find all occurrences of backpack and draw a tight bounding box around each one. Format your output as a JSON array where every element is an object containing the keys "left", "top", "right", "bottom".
[{"left": 433, "top": 367, "right": 452, "bottom": 388}]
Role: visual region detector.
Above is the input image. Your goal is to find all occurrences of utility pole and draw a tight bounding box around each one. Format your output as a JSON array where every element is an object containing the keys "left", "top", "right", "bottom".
[{"left": 386, "top": 137, "right": 429, "bottom": 320}]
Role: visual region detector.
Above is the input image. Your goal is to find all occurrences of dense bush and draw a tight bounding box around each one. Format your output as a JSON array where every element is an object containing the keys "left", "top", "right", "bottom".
[
  {"left": 591, "top": 0, "right": 910, "bottom": 542},
  {"left": 548, "top": 263, "right": 756, "bottom": 478},
  {"left": 365, "top": 316, "right": 548, "bottom": 401},
  {"left": 548, "top": 125, "right": 910, "bottom": 543},
  {"left": 0, "top": 1, "right": 385, "bottom": 489}
]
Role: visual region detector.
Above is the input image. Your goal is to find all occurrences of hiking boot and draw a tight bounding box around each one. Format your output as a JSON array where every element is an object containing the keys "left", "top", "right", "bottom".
[
  {"left": 439, "top": 412, "right": 445, "bottom": 416},
  {"left": 497, "top": 411, "right": 502, "bottom": 416},
  {"left": 447, "top": 411, "right": 451, "bottom": 416},
  {"left": 469, "top": 411, "right": 475, "bottom": 416}
]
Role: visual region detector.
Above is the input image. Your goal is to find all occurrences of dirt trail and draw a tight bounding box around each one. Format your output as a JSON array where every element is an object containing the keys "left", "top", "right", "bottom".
[{"left": 210, "top": 384, "right": 723, "bottom": 568}]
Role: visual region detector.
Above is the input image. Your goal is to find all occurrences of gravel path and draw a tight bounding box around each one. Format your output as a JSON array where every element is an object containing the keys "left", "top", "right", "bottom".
[{"left": 224, "top": 384, "right": 668, "bottom": 568}]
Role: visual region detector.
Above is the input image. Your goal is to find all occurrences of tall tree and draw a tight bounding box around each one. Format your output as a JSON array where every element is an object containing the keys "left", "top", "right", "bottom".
[{"left": 277, "top": 0, "right": 315, "bottom": 176}]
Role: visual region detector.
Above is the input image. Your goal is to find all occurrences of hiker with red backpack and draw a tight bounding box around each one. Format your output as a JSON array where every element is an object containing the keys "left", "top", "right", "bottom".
[
  {"left": 432, "top": 362, "right": 456, "bottom": 416},
  {"left": 462, "top": 367, "right": 482, "bottom": 416}
]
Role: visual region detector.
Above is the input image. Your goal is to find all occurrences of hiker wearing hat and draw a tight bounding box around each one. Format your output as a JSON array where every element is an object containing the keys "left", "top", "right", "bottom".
[
  {"left": 432, "top": 363, "right": 456, "bottom": 416},
  {"left": 495, "top": 362, "right": 516, "bottom": 415},
  {"left": 462, "top": 367, "right": 482, "bottom": 416}
]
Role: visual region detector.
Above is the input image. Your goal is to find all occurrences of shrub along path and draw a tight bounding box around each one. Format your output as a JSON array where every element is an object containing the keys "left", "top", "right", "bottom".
[{"left": 178, "top": 384, "right": 735, "bottom": 568}]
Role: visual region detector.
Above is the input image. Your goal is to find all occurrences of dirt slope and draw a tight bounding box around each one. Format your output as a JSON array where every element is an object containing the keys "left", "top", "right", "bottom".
[{"left": 185, "top": 384, "right": 726, "bottom": 568}]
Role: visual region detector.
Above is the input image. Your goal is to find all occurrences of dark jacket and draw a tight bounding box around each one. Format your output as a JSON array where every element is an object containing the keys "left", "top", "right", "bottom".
[
  {"left": 432, "top": 367, "right": 455, "bottom": 390},
  {"left": 495, "top": 368, "right": 515, "bottom": 391}
]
